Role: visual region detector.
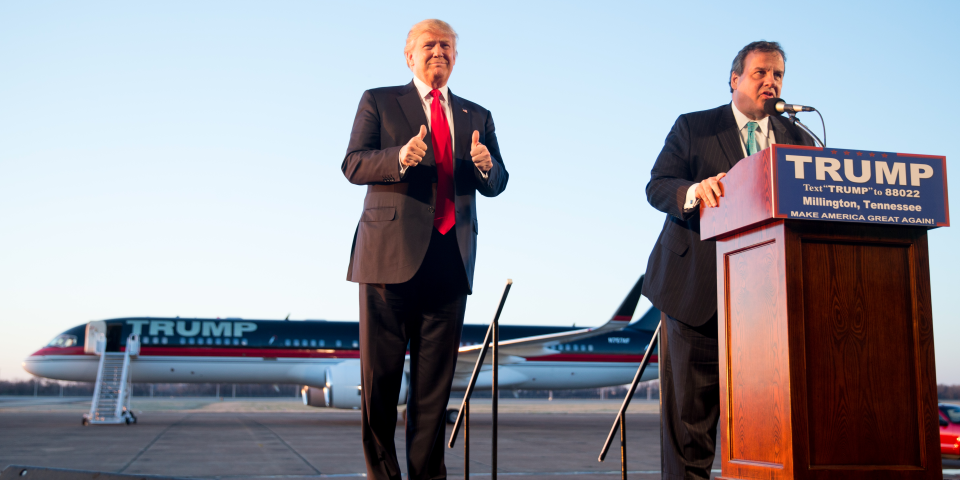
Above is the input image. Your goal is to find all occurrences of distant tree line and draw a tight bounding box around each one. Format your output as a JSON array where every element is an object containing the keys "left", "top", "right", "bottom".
[
  {"left": 0, "top": 379, "right": 300, "bottom": 397},
  {"left": 1, "top": 378, "right": 662, "bottom": 400},
  {"left": 9, "top": 379, "right": 960, "bottom": 401},
  {"left": 939, "top": 385, "right": 960, "bottom": 401}
]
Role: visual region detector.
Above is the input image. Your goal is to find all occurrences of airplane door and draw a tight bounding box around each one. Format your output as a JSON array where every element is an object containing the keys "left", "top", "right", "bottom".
[
  {"left": 105, "top": 323, "right": 123, "bottom": 352},
  {"left": 84, "top": 321, "right": 106, "bottom": 354}
]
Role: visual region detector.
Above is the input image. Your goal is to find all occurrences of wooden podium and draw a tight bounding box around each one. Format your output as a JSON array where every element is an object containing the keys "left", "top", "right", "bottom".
[{"left": 701, "top": 145, "right": 949, "bottom": 480}]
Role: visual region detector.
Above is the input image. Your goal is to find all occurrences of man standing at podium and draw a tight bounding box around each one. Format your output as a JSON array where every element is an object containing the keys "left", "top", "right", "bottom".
[{"left": 642, "top": 41, "right": 815, "bottom": 479}]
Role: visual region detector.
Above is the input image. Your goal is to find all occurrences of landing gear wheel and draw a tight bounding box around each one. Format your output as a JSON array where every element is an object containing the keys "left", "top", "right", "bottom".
[{"left": 445, "top": 408, "right": 458, "bottom": 425}]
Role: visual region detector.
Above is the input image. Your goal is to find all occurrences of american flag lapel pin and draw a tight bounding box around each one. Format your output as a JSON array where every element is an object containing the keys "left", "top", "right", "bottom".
[{"left": 462, "top": 108, "right": 467, "bottom": 113}]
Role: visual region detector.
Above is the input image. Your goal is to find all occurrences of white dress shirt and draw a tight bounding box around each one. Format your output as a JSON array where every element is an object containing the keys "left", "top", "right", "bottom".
[
  {"left": 683, "top": 102, "right": 777, "bottom": 211},
  {"left": 399, "top": 76, "right": 487, "bottom": 178}
]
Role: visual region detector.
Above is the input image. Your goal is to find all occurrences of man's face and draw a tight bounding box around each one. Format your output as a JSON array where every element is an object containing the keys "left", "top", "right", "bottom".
[
  {"left": 730, "top": 50, "right": 784, "bottom": 120},
  {"left": 407, "top": 31, "right": 456, "bottom": 88}
]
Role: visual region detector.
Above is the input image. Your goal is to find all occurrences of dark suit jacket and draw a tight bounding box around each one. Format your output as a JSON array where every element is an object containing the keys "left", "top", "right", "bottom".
[
  {"left": 342, "top": 81, "right": 508, "bottom": 291},
  {"left": 642, "top": 103, "right": 815, "bottom": 326}
]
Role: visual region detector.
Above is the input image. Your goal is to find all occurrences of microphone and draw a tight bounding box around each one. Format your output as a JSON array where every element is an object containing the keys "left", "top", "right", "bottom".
[{"left": 763, "top": 97, "right": 816, "bottom": 115}]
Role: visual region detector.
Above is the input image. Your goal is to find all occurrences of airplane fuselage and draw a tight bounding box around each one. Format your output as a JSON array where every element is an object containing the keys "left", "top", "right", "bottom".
[{"left": 25, "top": 317, "right": 659, "bottom": 391}]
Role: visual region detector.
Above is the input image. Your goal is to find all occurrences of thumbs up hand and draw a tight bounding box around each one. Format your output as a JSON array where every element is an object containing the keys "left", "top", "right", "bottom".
[
  {"left": 400, "top": 125, "right": 429, "bottom": 168},
  {"left": 470, "top": 130, "right": 492, "bottom": 173}
]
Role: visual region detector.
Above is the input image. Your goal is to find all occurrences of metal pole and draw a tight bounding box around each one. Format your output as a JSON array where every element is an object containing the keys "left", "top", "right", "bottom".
[
  {"left": 620, "top": 414, "right": 626, "bottom": 480},
  {"left": 492, "top": 308, "right": 499, "bottom": 480},
  {"left": 599, "top": 321, "right": 661, "bottom": 462},
  {"left": 448, "top": 279, "right": 513, "bottom": 448},
  {"left": 464, "top": 400, "right": 469, "bottom": 480}
]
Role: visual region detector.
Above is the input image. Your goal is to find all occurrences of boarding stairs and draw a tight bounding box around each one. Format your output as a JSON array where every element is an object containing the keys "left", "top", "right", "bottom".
[{"left": 83, "top": 333, "right": 139, "bottom": 425}]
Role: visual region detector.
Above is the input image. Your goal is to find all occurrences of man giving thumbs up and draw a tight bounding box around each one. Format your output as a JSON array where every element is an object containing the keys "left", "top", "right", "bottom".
[{"left": 340, "top": 18, "right": 508, "bottom": 480}]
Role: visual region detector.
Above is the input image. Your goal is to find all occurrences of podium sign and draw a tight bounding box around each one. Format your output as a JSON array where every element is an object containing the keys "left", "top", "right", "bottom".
[
  {"left": 702, "top": 146, "right": 947, "bottom": 480},
  {"left": 774, "top": 145, "right": 949, "bottom": 227}
]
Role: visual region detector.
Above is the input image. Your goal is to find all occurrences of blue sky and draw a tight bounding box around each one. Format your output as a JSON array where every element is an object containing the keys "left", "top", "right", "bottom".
[{"left": 2, "top": 1, "right": 959, "bottom": 382}]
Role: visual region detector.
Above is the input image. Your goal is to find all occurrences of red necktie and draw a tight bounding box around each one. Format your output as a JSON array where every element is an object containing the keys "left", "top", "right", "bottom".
[{"left": 429, "top": 89, "right": 455, "bottom": 235}]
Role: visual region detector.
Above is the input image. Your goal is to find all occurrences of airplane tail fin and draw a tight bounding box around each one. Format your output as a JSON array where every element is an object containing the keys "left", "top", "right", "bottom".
[
  {"left": 625, "top": 306, "right": 661, "bottom": 333},
  {"left": 610, "top": 275, "right": 645, "bottom": 323}
]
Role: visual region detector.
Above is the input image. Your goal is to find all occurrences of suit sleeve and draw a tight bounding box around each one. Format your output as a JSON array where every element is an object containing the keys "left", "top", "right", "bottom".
[
  {"left": 341, "top": 90, "right": 404, "bottom": 185},
  {"left": 645, "top": 115, "right": 697, "bottom": 221},
  {"left": 473, "top": 110, "right": 508, "bottom": 197}
]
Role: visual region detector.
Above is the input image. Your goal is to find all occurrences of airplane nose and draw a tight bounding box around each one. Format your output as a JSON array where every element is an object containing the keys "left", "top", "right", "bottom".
[
  {"left": 22, "top": 357, "right": 40, "bottom": 376},
  {"left": 22, "top": 348, "right": 50, "bottom": 376}
]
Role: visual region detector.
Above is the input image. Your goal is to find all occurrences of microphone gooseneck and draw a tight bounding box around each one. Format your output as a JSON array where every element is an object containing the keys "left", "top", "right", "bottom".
[{"left": 763, "top": 97, "right": 816, "bottom": 115}]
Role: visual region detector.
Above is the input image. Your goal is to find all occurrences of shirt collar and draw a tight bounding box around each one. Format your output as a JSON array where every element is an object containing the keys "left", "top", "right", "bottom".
[
  {"left": 413, "top": 76, "right": 449, "bottom": 103},
  {"left": 731, "top": 101, "right": 770, "bottom": 133}
]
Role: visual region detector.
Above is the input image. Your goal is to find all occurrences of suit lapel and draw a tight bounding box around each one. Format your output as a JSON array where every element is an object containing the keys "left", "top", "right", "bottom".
[
  {"left": 397, "top": 81, "right": 435, "bottom": 167},
  {"left": 716, "top": 104, "right": 743, "bottom": 169},
  {"left": 449, "top": 91, "right": 471, "bottom": 174}
]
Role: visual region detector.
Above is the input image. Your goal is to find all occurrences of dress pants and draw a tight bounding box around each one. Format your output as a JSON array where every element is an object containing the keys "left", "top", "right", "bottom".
[
  {"left": 659, "top": 312, "right": 720, "bottom": 480},
  {"left": 359, "top": 228, "right": 469, "bottom": 480}
]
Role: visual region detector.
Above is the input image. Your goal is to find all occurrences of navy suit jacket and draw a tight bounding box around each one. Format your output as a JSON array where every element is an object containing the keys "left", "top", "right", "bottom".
[
  {"left": 642, "top": 103, "right": 815, "bottom": 326},
  {"left": 342, "top": 81, "right": 508, "bottom": 291}
]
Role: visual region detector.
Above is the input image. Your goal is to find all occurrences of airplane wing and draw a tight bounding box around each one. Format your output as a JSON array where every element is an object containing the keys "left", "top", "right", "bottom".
[{"left": 455, "top": 275, "right": 645, "bottom": 366}]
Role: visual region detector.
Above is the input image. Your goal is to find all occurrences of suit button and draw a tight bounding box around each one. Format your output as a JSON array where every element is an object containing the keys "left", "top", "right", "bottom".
[{"left": 428, "top": 207, "right": 435, "bottom": 213}]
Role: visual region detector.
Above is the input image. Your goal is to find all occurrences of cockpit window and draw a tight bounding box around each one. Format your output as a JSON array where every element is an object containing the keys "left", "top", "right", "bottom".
[
  {"left": 46, "top": 334, "right": 78, "bottom": 348},
  {"left": 942, "top": 405, "right": 960, "bottom": 424}
]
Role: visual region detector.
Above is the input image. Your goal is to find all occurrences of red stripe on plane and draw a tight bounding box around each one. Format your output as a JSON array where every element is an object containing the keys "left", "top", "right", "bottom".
[
  {"left": 612, "top": 316, "right": 632, "bottom": 321},
  {"left": 31, "top": 348, "right": 653, "bottom": 363},
  {"left": 30, "top": 347, "right": 86, "bottom": 356},
  {"left": 525, "top": 353, "right": 658, "bottom": 363},
  {"left": 137, "top": 347, "right": 362, "bottom": 359},
  {"left": 29, "top": 346, "right": 361, "bottom": 359}
]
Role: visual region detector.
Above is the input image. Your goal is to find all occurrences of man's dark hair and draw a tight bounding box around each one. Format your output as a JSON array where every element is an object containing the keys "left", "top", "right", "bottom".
[{"left": 729, "top": 41, "right": 786, "bottom": 93}]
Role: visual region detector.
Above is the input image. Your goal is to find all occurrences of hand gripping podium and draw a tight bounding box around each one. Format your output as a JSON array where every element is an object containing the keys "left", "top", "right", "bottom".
[{"left": 700, "top": 145, "right": 949, "bottom": 480}]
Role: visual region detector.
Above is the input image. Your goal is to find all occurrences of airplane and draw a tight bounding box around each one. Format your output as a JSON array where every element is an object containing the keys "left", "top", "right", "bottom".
[{"left": 23, "top": 276, "right": 660, "bottom": 419}]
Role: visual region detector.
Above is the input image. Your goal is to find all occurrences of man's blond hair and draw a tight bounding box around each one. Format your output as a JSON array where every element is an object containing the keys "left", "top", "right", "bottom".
[{"left": 404, "top": 19, "right": 458, "bottom": 57}]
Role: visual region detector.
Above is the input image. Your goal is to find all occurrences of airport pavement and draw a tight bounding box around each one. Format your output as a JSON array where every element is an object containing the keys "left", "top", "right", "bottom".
[
  {"left": 0, "top": 398, "right": 697, "bottom": 479},
  {"left": 1, "top": 397, "right": 956, "bottom": 479}
]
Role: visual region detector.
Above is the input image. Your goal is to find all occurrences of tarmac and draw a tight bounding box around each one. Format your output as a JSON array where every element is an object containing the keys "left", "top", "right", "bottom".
[{"left": 1, "top": 396, "right": 957, "bottom": 479}]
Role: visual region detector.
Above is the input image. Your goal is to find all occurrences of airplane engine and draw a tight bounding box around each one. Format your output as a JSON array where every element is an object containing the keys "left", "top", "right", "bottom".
[
  {"left": 301, "top": 386, "right": 326, "bottom": 407},
  {"left": 318, "top": 360, "right": 408, "bottom": 409}
]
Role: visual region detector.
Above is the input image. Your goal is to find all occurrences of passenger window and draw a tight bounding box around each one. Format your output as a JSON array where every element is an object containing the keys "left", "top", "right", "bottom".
[
  {"left": 310, "top": 340, "right": 317, "bottom": 347},
  {"left": 285, "top": 339, "right": 292, "bottom": 347},
  {"left": 335, "top": 340, "right": 342, "bottom": 347},
  {"left": 319, "top": 340, "right": 325, "bottom": 347}
]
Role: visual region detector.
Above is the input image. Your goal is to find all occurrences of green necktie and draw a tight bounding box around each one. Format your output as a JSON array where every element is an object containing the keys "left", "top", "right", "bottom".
[{"left": 746, "top": 121, "right": 760, "bottom": 155}]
